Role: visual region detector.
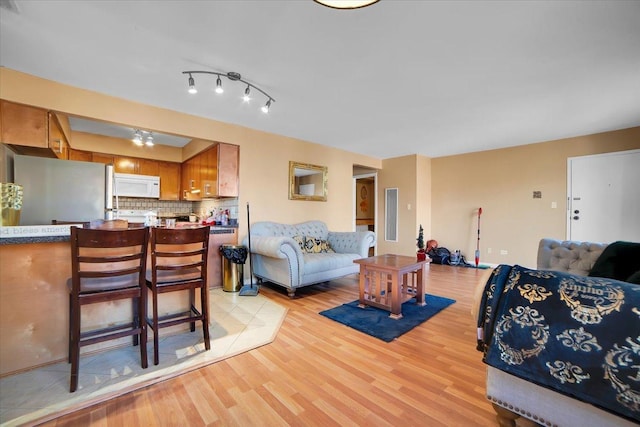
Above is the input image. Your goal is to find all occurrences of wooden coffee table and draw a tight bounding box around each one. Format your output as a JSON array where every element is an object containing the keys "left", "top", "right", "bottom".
[{"left": 354, "top": 254, "right": 429, "bottom": 319}]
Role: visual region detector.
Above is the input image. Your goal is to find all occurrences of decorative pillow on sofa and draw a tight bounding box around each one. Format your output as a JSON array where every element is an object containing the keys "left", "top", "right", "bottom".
[
  {"left": 292, "top": 235, "right": 306, "bottom": 251},
  {"left": 303, "top": 237, "right": 335, "bottom": 253},
  {"left": 588, "top": 240, "right": 640, "bottom": 282}
]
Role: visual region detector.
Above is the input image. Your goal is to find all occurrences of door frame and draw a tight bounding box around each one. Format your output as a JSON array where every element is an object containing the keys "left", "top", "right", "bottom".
[{"left": 353, "top": 172, "right": 377, "bottom": 254}]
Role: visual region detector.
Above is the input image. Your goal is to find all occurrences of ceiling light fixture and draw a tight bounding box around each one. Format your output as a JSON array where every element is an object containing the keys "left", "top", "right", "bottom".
[
  {"left": 187, "top": 73, "right": 197, "bottom": 94},
  {"left": 132, "top": 129, "right": 154, "bottom": 147},
  {"left": 313, "top": 0, "right": 379, "bottom": 9},
  {"left": 182, "top": 70, "right": 275, "bottom": 114},
  {"left": 132, "top": 129, "right": 143, "bottom": 146},
  {"left": 243, "top": 85, "right": 251, "bottom": 102},
  {"left": 261, "top": 99, "right": 272, "bottom": 114}
]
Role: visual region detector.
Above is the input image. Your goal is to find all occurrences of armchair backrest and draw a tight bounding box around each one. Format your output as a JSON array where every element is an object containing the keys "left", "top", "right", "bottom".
[{"left": 537, "top": 238, "right": 608, "bottom": 276}]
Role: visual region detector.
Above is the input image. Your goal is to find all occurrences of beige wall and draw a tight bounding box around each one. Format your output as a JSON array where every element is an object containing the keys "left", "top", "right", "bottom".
[
  {"left": 377, "top": 154, "right": 432, "bottom": 257},
  {"left": 431, "top": 127, "right": 640, "bottom": 268},
  {"left": 0, "top": 69, "right": 382, "bottom": 243},
  {"left": 3, "top": 68, "right": 638, "bottom": 269}
]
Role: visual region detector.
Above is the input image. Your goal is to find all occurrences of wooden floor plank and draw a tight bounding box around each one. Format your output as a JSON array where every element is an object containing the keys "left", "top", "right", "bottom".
[{"left": 45, "top": 264, "right": 500, "bottom": 426}]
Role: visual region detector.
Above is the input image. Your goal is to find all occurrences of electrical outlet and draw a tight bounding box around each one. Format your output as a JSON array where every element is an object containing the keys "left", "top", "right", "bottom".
[
  {"left": 551, "top": 201, "right": 557, "bottom": 209},
  {"left": 500, "top": 250, "right": 508, "bottom": 255},
  {"left": 487, "top": 247, "right": 492, "bottom": 254}
]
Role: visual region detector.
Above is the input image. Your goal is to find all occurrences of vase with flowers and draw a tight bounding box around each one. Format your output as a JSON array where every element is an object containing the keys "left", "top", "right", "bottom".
[{"left": 416, "top": 224, "right": 427, "bottom": 261}]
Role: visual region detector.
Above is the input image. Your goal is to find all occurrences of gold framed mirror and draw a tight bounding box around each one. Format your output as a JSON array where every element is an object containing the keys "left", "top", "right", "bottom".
[{"left": 289, "top": 161, "right": 327, "bottom": 201}]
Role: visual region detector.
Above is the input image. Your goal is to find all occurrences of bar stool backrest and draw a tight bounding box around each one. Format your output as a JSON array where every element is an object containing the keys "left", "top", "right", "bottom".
[
  {"left": 149, "top": 227, "right": 210, "bottom": 282},
  {"left": 71, "top": 227, "right": 149, "bottom": 294}
]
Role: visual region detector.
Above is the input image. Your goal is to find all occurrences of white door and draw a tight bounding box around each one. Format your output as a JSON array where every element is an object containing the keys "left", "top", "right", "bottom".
[{"left": 567, "top": 149, "right": 640, "bottom": 243}]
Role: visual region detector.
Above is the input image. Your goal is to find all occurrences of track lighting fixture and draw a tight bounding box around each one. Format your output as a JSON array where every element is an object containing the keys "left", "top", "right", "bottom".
[
  {"left": 183, "top": 70, "right": 275, "bottom": 113},
  {"left": 132, "top": 129, "right": 154, "bottom": 147}
]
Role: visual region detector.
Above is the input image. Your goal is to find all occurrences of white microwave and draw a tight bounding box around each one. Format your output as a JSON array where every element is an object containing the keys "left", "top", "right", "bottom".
[{"left": 114, "top": 173, "right": 160, "bottom": 198}]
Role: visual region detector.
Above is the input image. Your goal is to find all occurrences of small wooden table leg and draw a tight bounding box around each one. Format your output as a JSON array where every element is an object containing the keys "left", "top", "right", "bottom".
[
  {"left": 415, "top": 264, "right": 426, "bottom": 306},
  {"left": 389, "top": 271, "right": 403, "bottom": 319},
  {"left": 358, "top": 266, "right": 367, "bottom": 308}
]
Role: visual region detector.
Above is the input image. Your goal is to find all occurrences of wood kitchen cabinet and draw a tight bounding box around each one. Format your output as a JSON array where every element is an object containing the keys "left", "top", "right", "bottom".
[
  {"left": 181, "top": 154, "right": 202, "bottom": 201},
  {"left": 91, "top": 152, "right": 115, "bottom": 165},
  {"left": 181, "top": 143, "right": 239, "bottom": 200},
  {"left": 217, "top": 143, "right": 239, "bottom": 197},
  {"left": 68, "top": 148, "right": 93, "bottom": 162},
  {"left": 0, "top": 100, "right": 70, "bottom": 159},
  {"left": 114, "top": 156, "right": 160, "bottom": 175},
  {"left": 0, "top": 100, "right": 48, "bottom": 149},
  {"left": 47, "top": 113, "right": 69, "bottom": 160},
  {"left": 158, "top": 161, "right": 181, "bottom": 200}
]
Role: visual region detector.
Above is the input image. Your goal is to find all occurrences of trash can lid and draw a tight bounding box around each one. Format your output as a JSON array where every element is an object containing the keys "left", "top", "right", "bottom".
[{"left": 220, "top": 245, "right": 248, "bottom": 263}]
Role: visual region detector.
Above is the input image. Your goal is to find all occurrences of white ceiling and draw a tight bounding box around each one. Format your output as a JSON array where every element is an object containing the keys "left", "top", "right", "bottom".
[{"left": 1, "top": 0, "right": 639, "bottom": 159}]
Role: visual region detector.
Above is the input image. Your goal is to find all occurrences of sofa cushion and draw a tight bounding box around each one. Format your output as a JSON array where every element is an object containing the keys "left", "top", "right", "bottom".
[
  {"left": 588, "top": 241, "right": 640, "bottom": 282},
  {"left": 303, "top": 252, "right": 359, "bottom": 275}
]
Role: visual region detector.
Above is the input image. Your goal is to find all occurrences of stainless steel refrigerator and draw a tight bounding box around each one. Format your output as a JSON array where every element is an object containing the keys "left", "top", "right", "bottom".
[{"left": 13, "top": 154, "right": 114, "bottom": 225}]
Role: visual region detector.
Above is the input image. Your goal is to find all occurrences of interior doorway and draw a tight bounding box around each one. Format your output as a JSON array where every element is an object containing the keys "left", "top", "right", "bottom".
[
  {"left": 567, "top": 149, "right": 640, "bottom": 243},
  {"left": 353, "top": 170, "right": 377, "bottom": 256}
]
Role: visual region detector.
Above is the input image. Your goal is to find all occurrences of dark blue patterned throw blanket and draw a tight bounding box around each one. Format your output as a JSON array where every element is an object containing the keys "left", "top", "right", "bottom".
[{"left": 477, "top": 264, "right": 640, "bottom": 422}]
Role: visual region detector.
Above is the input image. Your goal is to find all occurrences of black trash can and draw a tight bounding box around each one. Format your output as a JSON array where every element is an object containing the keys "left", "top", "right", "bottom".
[{"left": 220, "top": 245, "right": 248, "bottom": 292}]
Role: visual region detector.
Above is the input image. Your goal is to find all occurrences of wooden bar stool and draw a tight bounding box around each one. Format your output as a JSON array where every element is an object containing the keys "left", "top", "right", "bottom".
[
  {"left": 146, "top": 226, "right": 211, "bottom": 365},
  {"left": 68, "top": 226, "right": 150, "bottom": 392}
]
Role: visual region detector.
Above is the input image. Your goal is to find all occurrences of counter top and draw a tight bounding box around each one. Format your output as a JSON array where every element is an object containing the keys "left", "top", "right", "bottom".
[{"left": 0, "top": 223, "right": 237, "bottom": 245}]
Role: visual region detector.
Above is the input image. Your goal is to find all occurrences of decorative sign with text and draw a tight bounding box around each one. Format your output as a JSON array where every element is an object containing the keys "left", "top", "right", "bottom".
[{"left": 0, "top": 224, "right": 82, "bottom": 238}]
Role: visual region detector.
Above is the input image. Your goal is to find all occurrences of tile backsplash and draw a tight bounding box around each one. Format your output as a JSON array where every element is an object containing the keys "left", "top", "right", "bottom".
[{"left": 115, "top": 197, "right": 238, "bottom": 220}]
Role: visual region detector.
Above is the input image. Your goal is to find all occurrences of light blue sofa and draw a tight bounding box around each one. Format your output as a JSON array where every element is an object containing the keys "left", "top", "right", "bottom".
[{"left": 244, "top": 221, "right": 375, "bottom": 297}]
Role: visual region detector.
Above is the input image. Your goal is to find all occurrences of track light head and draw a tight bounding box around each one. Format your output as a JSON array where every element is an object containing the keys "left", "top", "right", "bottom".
[
  {"left": 145, "top": 133, "right": 154, "bottom": 147},
  {"left": 188, "top": 74, "right": 197, "bottom": 94},
  {"left": 215, "top": 75, "right": 224, "bottom": 94},
  {"left": 132, "top": 130, "right": 143, "bottom": 146},
  {"left": 243, "top": 85, "right": 251, "bottom": 102},
  {"left": 261, "top": 99, "right": 272, "bottom": 114}
]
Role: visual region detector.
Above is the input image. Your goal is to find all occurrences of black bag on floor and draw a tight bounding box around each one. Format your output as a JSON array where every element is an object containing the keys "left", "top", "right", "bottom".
[{"left": 428, "top": 247, "right": 451, "bottom": 265}]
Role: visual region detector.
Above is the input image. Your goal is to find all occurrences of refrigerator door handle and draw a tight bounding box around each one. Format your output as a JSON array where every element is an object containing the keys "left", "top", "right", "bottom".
[{"left": 105, "top": 165, "right": 114, "bottom": 220}]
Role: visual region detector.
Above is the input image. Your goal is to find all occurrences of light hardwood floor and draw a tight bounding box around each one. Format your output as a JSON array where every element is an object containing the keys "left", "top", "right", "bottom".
[{"left": 42, "top": 264, "right": 500, "bottom": 426}]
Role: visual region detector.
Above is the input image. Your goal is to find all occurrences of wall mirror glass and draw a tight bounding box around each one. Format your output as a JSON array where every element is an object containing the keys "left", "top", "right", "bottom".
[{"left": 289, "top": 161, "right": 327, "bottom": 201}]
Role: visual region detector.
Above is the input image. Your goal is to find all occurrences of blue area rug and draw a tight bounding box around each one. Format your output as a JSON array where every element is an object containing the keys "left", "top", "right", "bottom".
[{"left": 319, "top": 294, "right": 456, "bottom": 342}]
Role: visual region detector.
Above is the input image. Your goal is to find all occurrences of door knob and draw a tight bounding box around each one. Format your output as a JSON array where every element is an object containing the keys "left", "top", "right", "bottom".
[
  {"left": 573, "top": 216, "right": 579, "bottom": 220},
  {"left": 574, "top": 210, "right": 580, "bottom": 214}
]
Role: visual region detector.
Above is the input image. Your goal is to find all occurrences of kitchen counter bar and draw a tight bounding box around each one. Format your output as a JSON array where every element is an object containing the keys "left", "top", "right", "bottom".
[
  {"left": 0, "top": 225, "right": 238, "bottom": 376},
  {"left": 0, "top": 224, "right": 238, "bottom": 245}
]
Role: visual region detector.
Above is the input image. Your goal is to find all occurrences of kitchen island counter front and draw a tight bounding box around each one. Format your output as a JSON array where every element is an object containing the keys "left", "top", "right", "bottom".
[{"left": 0, "top": 226, "right": 237, "bottom": 376}]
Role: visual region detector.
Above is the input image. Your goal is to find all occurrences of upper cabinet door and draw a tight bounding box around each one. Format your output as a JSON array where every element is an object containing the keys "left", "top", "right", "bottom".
[
  {"left": 217, "top": 143, "right": 239, "bottom": 197},
  {"left": 0, "top": 100, "right": 48, "bottom": 148},
  {"left": 158, "top": 161, "right": 181, "bottom": 201}
]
